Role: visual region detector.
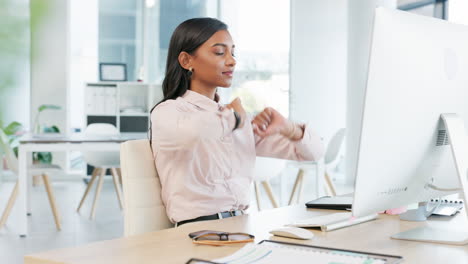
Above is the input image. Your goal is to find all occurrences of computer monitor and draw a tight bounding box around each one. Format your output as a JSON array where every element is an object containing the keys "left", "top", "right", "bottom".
[{"left": 352, "top": 7, "right": 468, "bottom": 245}]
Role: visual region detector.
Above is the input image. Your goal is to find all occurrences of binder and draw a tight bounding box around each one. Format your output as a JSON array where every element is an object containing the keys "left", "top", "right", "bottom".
[{"left": 186, "top": 240, "right": 403, "bottom": 264}]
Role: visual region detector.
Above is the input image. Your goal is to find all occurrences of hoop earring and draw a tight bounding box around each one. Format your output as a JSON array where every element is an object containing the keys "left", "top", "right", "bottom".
[{"left": 187, "top": 67, "right": 193, "bottom": 78}]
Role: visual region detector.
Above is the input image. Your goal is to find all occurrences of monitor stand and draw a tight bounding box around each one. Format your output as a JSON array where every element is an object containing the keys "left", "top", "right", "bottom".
[
  {"left": 391, "top": 113, "right": 468, "bottom": 245},
  {"left": 398, "top": 202, "right": 434, "bottom": 222}
]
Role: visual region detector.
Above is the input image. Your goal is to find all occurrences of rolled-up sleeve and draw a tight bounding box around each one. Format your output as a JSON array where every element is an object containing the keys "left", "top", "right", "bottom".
[{"left": 255, "top": 124, "right": 325, "bottom": 161}]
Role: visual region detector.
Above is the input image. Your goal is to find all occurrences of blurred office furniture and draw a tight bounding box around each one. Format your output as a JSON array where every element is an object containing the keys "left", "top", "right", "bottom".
[
  {"left": 76, "top": 124, "right": 123, "bottom": 220},
  {"left": 0, "top": 130, "right": 62, "bottom": 230},
  {"left": 15, "top": 133, "right": 143, "bottom": 236},
  {"left": 289, "top": 128, "right": 346, "bottom": 204},
  {"left": 84, "top": 82, "right": 162, "bottom": 178},
  {"left": 120, "top": 139, "right": 172, "bottom": 236},
  {"left": 85, "top": 82, "right": 162, "bottom": 133},
  {"left": 253, "top": 157, "right": 287, "bottom": 211}
]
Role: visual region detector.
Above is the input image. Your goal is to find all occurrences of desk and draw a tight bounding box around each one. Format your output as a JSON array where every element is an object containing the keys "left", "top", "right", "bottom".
[
  {"left": 24, "top": 205, "right": 468, "bottom": 264},
  {"left": 15, "top": 133, "right": 146, "bottom": 237}
]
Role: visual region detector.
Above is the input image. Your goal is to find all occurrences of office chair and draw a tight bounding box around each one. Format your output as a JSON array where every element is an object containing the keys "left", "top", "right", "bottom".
[
  {"left": 289, "top": 128, "right": 345, "bottom": 204},
  {"left": 253, "top": 157, "right": 287, "bottom": 211},
  {"left": 120, "top": 139, "right": 172, "bottom": 236},
  {"left": 0, "top": 129, "right": 62, "bottom": 230},
  {"left": 76, "top": 123, "right": 123, "bottom": 219}
]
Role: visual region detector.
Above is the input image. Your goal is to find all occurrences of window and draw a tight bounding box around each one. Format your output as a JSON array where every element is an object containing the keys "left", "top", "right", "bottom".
[
  {"left": 145, "top": 0, "right": 290, "bottom": 116},
  {"left": 146, "top": 0, "right": 218, "bottom": 83},
  {"left": 219, "top": 0, "right": 290, "bottom": 116},
  {"left": 99, "top": 0, "right": 141, "bottom": 81}
]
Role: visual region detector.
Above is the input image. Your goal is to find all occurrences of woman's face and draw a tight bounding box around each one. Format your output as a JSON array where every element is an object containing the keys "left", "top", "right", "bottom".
[{"left": 190, "top": 30, "right": 236, "bottom": 88}]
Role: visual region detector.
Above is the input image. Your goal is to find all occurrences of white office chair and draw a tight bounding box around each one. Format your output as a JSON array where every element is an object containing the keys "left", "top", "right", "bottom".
[
  {"left": 120, "top": 139, "right": 172, "bottom": 236},
  {"left": 0, "top": 129, "right": 62, "bottom": 230},
  {"left": 253, "top": 157, "right": 287, "bottom": 211},
  {"left": 76, "top": 123, "right": 124, "bottom": 219},
  {"left": 289, "top": 128, "right": 346, "bottom": 204}
]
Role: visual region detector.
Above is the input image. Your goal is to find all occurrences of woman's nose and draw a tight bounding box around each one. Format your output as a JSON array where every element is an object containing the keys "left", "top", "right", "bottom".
[{"left": 226, "top": 54, "right": 236, "bottom": 66}]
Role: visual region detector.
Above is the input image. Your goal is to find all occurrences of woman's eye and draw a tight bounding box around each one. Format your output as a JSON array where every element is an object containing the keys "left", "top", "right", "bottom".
[
  {"left": 231, "top": 53, "right": 236, "bottom": 57},
  {"left": 215, "top": 52, "right": 224, "bottom": 55}
]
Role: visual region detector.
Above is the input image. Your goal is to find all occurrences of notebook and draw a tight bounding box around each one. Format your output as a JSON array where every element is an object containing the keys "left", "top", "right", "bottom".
[
  {"left": 287, "top": 212, "right": 378, "bottom": 231},
  {"left": 305, "top": 195, "right": 353, "bottom": 210},
  {"left": 186, "top": 240, "right": 403, "bottom": 264}
]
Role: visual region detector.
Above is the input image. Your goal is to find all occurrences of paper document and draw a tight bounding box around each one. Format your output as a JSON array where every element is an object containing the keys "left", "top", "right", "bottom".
[{"left": 212, "top": 242, "right": 395, "bottom": 264}]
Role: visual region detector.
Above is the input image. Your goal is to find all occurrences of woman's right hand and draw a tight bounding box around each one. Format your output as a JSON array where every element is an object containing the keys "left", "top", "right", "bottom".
[{"left": 226, "top": 97, "right": 246, "bottom": 129}]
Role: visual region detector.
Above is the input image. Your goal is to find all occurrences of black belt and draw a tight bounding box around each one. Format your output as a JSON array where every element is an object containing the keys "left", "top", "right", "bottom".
[{"left": 176, "top": 210, "right": 244, "bottom": 227}]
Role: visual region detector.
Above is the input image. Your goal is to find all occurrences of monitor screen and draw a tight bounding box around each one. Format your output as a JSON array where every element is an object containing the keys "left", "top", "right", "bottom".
[{"left": 352, "top": 8, "right": 468, "bottom": 219}]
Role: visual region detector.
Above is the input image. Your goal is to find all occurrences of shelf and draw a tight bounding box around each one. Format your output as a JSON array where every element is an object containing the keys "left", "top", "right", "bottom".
[
  {"left": 85, "top": 82, "right": 154, "bottom": 133},
  {"left": 119, "top": 113, "right": 148, "bottom": 117},
  {"left": 86, "top": 114, "right": 117, "bottom": 117}
]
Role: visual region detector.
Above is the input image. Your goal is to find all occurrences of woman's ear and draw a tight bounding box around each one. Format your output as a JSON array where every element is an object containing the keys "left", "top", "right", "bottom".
[{"left": 178, "top": 51, "right": 192, "bottom": 70}]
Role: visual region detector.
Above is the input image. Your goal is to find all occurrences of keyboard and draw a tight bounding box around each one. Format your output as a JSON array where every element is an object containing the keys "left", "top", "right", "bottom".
[
  {"left": 288, "top": 212, "right": 378, "bottom": 231},
  {"left": 290, "top": 212, "right": 352, "bottom": 227},
  {"left": 429, "top": 199, "right": 464, "bottom": 216}
]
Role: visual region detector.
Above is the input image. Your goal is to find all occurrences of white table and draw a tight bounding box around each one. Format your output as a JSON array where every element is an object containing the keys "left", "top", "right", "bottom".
[{"left": 15, "top": 133, "right": 146, "bottom": 237}]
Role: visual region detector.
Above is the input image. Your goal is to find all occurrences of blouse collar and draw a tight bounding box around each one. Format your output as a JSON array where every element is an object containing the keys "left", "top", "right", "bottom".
[{"left": 182, "top": 90, "right": 223, "bottom": 112}]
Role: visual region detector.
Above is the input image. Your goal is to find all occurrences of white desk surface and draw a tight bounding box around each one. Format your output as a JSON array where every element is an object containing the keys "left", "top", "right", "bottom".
[
  {"left": 24, "top": 205, "right": 468, "bottom": 264},
  {"left": 19, "top": 132, "right": 147, "bottom": 143}
]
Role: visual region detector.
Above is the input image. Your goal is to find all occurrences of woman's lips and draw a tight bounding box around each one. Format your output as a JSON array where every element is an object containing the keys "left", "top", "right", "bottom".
[{"left": 222, "top": 71, "right": 233, "bottom": 77}]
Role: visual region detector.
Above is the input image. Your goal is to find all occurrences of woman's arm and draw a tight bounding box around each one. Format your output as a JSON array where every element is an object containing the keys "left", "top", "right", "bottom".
[{"left": 252, "top": 107, "right": 325, "bottom": 161}]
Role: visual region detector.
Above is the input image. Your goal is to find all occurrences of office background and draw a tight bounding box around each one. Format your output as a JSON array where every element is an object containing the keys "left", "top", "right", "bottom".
[{"left": 1, "top": 0, "right": 468, "bottom": 263}]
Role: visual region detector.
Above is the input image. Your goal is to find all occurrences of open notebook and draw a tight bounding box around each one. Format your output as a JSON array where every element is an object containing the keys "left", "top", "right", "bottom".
[{"left": 187, "top": 240, "right": 403, "bottom": 264}]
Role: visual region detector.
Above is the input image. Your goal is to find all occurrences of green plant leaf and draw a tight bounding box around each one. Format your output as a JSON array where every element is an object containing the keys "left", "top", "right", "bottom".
[
  {"left": 3, "top": 121, "right": 22, "bottom": 136},
  {"left": 38, "top": 104, "right": 61, "bottom": 112},
  {"left": 33, "top": 151, "right": 52, "bottom": 164},
  {"left": 42, "top": 125, "right": 60, "bottom": 133}
]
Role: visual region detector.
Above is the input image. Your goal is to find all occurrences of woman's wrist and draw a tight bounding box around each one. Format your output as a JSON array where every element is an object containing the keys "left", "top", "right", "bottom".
[{"left": 281, "top": 122, "right": 304, "bottom": 140}]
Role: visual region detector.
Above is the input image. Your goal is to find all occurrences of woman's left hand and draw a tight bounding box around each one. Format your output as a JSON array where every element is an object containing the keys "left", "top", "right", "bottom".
[{"left": 252, "top": 107, "right": 290, "bottom": 138}]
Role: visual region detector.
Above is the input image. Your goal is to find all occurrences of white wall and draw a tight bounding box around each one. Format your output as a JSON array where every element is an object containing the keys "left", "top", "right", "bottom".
[
  {"left": 449, "top": 0, "right": 468, "bottom": 25},
  {"left": 69, "top": 0, "right": 98, "bottom": 131},
  {"left": 0, "top": 0, "right": 30, "bottom": 128},
  {"left": 290, "top": 0, "right": 348, "bottom": 146},
  {"left": 30, "top": 0, "right": 69, "bottom": 132},
  {"left": 30, "top": 0, "right": 69, "bottom": 167}
]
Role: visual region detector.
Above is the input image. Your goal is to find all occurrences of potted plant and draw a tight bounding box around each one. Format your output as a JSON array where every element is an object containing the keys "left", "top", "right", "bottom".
[
  {"left": 0, "top": 120, "right": 24, "bottom": 170},
  {"left": 31, "top": 104, "right": 62, "bottom": 166}
]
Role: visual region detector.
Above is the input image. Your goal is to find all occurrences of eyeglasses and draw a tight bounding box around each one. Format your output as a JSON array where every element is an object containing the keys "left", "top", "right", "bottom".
[{"left": 191, "top": 230, "right": 255, "bottom": 246}]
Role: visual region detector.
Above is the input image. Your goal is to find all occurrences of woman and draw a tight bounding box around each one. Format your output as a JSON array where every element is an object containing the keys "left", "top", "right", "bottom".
[{"left": 151, "top": 18, "right": 324, "bottom": 226}]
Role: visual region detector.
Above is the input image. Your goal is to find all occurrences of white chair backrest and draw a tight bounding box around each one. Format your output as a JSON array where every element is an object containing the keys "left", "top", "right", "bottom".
[
  {"left": 83, "top": 123, "right": 120, "bottom": 167},
  {"left": 324, "top": 128, "right": 346, "bottom": 166},
  {"left": 120, "top": 139, "right": 172, "bottom": 237},
  {"left": 0, "top": 129, "right": 18, "bottom": 174},
  {"left": 253, "top": 156, "right": 287, "bottom": 182}
]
